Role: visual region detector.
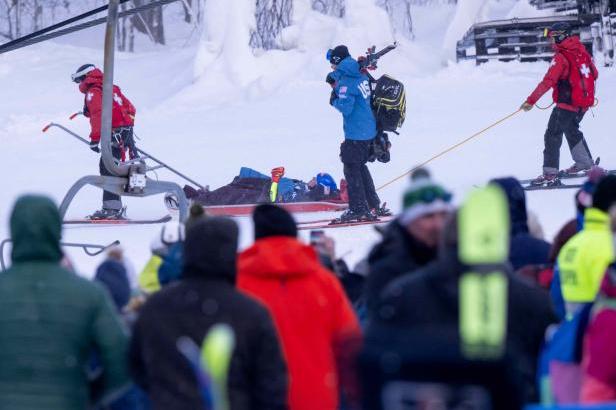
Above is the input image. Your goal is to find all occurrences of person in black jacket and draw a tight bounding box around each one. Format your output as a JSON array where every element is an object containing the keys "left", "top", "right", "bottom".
[
  {"left": 129, "top": 217, "right": 288, "bottom": 410},
  {"left": 366, "top": 211, "right": 558, "bottom": 405},
  {"left": 365, "top": 169, "right": 453, "bottom": 313}
]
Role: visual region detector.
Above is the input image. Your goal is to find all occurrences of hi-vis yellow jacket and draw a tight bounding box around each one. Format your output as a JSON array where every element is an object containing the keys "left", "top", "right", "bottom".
[
  {"left": 138, "top": 255, "right": 163, "bottom": 294},
  {"left": 558, "top": 208, "right": 615, "bottom": 303}
]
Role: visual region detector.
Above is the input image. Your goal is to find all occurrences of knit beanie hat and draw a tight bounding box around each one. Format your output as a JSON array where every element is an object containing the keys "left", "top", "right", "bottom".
[
  {"left": 327, "top": 45, "right": 350, "bottom": 65},
  {"left": 399, "top": 172, "right": 453, "bottom": 226},
  {"left": 592, "top": 174, "right": 616, "bottom": 212},
  {"left": 253, "top": 204, "right": 298, "bottom": 240}
]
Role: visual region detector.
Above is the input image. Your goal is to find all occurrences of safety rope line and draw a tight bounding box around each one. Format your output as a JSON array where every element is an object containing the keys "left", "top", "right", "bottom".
[
  {"left": 0, "top": 0, "right": 181, "bottom": 55},
  {"left": 376, "top": 109, "right": 522, "bottom": 192}
]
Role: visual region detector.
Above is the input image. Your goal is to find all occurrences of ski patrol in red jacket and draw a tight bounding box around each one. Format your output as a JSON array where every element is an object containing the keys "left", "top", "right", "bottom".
[
  {"left": 526, "top": 36, "right": 598, "bottom": 112},
  {"left": 79, "top": 68, "right": 136, "bottom": 143}
]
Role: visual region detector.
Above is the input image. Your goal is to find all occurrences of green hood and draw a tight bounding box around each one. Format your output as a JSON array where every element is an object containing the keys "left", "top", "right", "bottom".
[{"left": 10, "top": 195, "right": 62, "bottom": 263}]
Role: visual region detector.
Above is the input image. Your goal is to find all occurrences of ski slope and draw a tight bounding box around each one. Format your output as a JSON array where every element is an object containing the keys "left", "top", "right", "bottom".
[{"left": 1, "top": 3, "right": 614, "bottom": 277}]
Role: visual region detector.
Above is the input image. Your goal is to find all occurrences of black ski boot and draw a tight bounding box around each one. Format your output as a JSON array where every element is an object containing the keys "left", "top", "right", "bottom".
[
  {"left": 331, "top": 209, "right": 378, "bottom": 225},
  {"left": 372, "top": 202, "right": 392, "bottom": 217},
  {"left": 88, "top": 207, "right": 126, "bottom": 220}
]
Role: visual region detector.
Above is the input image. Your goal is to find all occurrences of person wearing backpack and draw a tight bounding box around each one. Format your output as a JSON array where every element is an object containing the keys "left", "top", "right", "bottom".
[
  {"left": 326, "top": 45, "right": 387, "bottom": 223},
  {"left": 72, "top": 64, "right": 138, "bottom": 220},
  {"left": 521, "top": 22, "right": 598, "bottom": 187}
]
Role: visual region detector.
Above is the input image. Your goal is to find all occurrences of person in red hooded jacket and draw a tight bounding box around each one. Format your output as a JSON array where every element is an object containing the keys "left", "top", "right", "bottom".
[
  {"left": 521, "top": 23, "right": 598, "bottom": 187},
  {"left": 238, "top": 204, "right": 362, "bottom": 410},
  {"left": 72, "top": 64, "right": 137, "bottom": 220}
]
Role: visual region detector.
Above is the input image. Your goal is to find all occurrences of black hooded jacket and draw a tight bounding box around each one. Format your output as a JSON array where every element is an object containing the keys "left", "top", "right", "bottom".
[
  {"left": 365, "top": 221, "right": 437, "bottom": 313},
  {"left": 366, "top": 222, "right": 558, "bottom": 405},
  {"left": 491, "top": 177, "right": 551, "bottom": 271},
  {"left": 129, "top": 218, "right": 288, "bottom": 410}
]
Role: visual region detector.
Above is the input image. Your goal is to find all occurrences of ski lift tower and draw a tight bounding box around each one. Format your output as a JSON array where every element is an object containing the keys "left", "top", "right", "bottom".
[{"left": 58, "top": 0, "right": 189, "bottom": 221}]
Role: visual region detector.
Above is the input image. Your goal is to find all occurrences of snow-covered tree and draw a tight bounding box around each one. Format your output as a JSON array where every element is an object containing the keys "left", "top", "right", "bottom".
[
  {"left": 250, "top": 0, "right": 293, "bottom": 49},
  {"left": 377, "top": 0, "right": 414, "bottom": 40},
  {"left": 312, "top": 0, "right": 345, "bottom": 17}
]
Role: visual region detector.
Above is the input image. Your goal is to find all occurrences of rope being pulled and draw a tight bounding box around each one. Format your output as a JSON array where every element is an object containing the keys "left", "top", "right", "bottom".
[{"left": 376, "top": 109, "right": 522, "bottom": 192}]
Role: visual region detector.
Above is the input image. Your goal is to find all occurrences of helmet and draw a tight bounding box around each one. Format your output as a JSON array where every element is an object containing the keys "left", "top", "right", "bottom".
[
  {"left": 71, "top": 64, "right": 96, "bottom": 83},
  {"left": 544, "top": 22, "right": 572, "bottom": 44}
]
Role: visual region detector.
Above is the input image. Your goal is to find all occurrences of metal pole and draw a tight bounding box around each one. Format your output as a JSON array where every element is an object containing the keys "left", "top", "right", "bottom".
[
  {"left": 135, "top": 148, "right": 205, "bottom": 190},
  {"left": 101, "top": 0, "right": 131, "bottom": 177}
]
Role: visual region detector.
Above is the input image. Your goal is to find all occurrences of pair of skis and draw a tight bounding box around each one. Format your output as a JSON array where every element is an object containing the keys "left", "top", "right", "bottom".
[
  {"left": 297, "top": 215, "right": 395, "bottom": 230},
  {"left": 521, "top": 169, "right": 616, "bottom": 191}
]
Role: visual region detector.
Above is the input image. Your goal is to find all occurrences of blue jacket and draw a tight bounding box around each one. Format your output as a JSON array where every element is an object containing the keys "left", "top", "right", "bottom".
[{"left": 331, "top": 57, "right": 377, "bottom": 141}]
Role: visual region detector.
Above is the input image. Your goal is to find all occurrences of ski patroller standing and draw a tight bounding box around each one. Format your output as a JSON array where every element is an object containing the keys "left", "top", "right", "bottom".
[
  {"left": 72, "top": 64, "right": 138, "bottom": 219},
  {"left": 327, "top": 45, "right": 384, "bottom": 222},
  {"left": 521, "top": 23, "right": 598, "bottom": 186}
]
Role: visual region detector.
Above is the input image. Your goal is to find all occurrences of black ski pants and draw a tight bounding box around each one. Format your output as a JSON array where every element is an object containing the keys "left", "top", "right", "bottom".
[
  {"left": 98, "top": 127, "right": 135, "bottom": 210},
  {"left": 543, "top": 107, "right": 593, "bottom": 174},
  {"left": 340, "top": 139, "right": 380, "bottom": 214}
]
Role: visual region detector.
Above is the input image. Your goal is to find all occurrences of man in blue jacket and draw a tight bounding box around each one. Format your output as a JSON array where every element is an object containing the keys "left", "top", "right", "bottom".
[{"left": 327, "top": 45, "right": 382, "bottom": 222}]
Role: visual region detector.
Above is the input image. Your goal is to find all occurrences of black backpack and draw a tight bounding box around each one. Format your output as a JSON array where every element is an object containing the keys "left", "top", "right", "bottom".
[{"left": 372, "top": 75, "right": 406, "bottom": 132}]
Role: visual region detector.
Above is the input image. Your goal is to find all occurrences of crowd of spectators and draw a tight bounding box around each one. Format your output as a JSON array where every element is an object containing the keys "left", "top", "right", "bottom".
[{"left": 1, "top": 167, "right": 615, "bottom": 410}]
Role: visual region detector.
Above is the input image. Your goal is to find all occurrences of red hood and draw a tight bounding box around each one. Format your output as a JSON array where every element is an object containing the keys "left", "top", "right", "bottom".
[
  {"left": 79, "top": 68, "right": 103, "bottom": 94},
  {"left": 239, "top": 236, "right": 321, "bottom": 279},
  {"left": 553, "top": 36, "right": 587, "bottom": 57}
]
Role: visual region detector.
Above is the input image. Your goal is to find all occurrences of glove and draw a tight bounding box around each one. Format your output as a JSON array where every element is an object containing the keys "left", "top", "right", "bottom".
[
  {"left": 520, "top": 102, "right": 533, "bottom": 112},
  {"left": 329, "top": 90, "right": 337, "bottom": 106},
  {"left": 325, "top": 72, "right": 336, "bottom": 87},
  {"left": 271, "top": 166, "right": 285, "bottom": 183},
  {"left": 89, "top": 141, "right": 100, "bottom": 153}
]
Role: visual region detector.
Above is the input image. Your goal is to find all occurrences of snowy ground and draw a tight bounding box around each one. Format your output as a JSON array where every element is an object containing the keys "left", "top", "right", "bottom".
[{"left": 1, "top": 4, "right": 614, "bottom": 277}]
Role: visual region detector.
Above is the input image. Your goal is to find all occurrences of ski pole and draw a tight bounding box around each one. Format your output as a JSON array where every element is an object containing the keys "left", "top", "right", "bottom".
[
  {"left": 43, "top": 122, "right": 206, "bottom": 190},
  {"left": 376, "top": 109, "right": 522, "bottom": 192}
]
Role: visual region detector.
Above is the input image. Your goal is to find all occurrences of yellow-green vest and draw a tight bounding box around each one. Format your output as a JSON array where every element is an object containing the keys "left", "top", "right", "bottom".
[{"left": 558, "top": 208, "right": 614, "bottom": 303}]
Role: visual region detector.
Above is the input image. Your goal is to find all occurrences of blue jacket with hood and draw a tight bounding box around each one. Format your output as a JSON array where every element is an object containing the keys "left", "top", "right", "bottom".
[{"left": 331, "top": 57, "right": 377, "bottom": 141}]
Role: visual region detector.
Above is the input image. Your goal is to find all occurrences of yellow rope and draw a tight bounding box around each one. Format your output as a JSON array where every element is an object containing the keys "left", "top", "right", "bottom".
[{"left": 376, "top": 109, "right": 522, "bottom": 192}]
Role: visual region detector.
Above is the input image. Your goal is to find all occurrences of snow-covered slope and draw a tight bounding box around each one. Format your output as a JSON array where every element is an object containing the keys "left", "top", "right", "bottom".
[{"left": 1, "top": 3, "right": 614, "bottom": 277}]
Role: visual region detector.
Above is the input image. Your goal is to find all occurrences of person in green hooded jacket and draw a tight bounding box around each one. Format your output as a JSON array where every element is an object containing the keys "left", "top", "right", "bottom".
[{"left": 0, "top": 195, "right": 130, "bottom": 409}]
